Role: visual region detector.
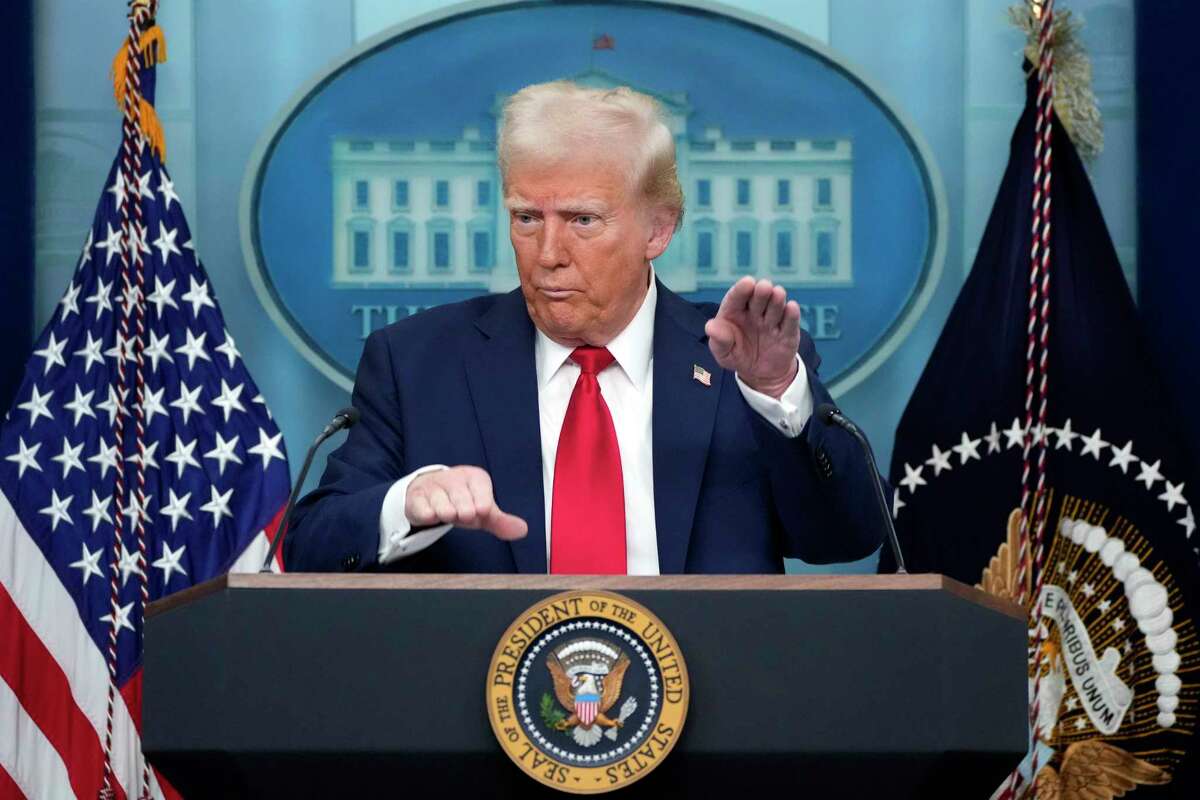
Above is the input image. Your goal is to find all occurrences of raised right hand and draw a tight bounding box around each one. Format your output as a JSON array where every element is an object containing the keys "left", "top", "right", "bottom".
[{"left": 405, "top": 465, "right": 528, "bottom": 541}]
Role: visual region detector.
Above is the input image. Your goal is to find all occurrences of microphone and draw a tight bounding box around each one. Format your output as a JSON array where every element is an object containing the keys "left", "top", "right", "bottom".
[
  {"left": 814, "top": 402, "right": 907, "bottom": 574},
  {"left": 259, "top": 406, "right": 361, "bottom": 572}
]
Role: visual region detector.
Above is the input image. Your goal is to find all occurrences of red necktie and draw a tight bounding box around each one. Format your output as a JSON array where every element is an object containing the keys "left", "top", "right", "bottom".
[{"left": 549, "top": 346, "right": 626, "bottom": 574}]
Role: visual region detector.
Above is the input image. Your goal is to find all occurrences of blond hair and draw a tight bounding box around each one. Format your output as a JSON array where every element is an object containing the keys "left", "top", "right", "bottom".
[{"left": 498, "top": 81, "right": 684, "bottom": 229}]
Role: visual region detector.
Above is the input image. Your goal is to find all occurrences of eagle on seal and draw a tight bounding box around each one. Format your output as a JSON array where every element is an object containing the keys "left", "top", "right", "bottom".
[{"left": 546, "top": 640, "right": 632, "bottom": 747}]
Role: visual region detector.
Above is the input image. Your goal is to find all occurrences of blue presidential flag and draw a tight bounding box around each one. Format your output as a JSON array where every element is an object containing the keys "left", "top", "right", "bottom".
[
  {"left": 0, "top": 6, "right": 290, "bottom": 798},
  {"left": 880, "top": 19, "right": 1199, "bottom": 798}
]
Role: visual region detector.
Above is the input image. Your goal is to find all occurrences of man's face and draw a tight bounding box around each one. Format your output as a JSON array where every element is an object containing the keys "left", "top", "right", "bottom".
[{"left": 505, "top": 153, "right": 674, "bottom": 347}]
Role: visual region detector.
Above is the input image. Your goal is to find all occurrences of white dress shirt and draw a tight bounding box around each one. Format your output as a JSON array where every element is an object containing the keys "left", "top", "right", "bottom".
[{"left": 377, "top": 277, "right": 814, "bottom": 572}]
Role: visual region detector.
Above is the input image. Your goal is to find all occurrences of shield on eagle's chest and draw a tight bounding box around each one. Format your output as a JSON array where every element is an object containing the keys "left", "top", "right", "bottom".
[{"left": 576, "top": 693, "right": 600, "bottom": 726}]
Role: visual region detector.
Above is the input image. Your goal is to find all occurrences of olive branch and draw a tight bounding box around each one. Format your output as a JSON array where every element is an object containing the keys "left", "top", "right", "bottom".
[{"left": 539, "top": 692, "right": 567, "bottom": 730}]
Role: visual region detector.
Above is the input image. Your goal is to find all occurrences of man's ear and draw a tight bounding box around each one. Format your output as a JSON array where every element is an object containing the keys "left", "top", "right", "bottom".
[{"left": 644, "top": 206, "right": 679, "bottom": 261}]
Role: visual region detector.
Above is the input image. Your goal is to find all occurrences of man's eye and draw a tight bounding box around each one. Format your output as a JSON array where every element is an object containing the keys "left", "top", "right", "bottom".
[
  {"left": 515, "top": 213, "right": 535, "bottom": 224},
  {"left": 575, "top": 215, "right": 595, "bottom": 226}
]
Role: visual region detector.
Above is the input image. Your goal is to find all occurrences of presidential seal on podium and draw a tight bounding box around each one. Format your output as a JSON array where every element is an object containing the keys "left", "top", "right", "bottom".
[{"left": 486, "top": 591, "right": 689, "bottom": 793}]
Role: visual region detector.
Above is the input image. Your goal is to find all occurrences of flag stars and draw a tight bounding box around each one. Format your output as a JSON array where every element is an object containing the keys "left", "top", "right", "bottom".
[
  {"left": 147, "top": 276, "right": 179, "bottom": 317},
  {"left": 215, "top": 331, "right": 241, "bottom": 368},
  {"left": 129, "top": 440, "right": 160, "bottom": 471},
  {"left": 82, "top": 491, "right": 113, "bottom": 533},
  {"left": 144, "top": 329, "right": 171, "bottom": 371},
  {"left": 73, "top": 331, "right": 106, "bottom": 374},
  {"left": 253, "top": 393, "right": 272, "bottom": 420},
  {"left": 105, "top": 332, "right": 137, "bottom": 365},
  {"left": 892, "top": 488, "right": 905, "bottom": 519},
  {"left": 117, "top": 544, "right": 144, "bottom": 586},
  {"left": 100, "top": 602, "right": 136, "bottom": 634},
  {"left": 51, "top": 437, "right": 85, "bottom": 479},
  {"left": 1097, "top": 599, "right": 1112, "bottom": 614},
  {"left": 248, "top": 428, "right": 285, "bottom": 470},
  {"left": 1065, "top": 696, "right": 1079, "bottom": 712},
  {"left": 78, "top": 229, "right": 94, "bottom": 267},
  {"left": 165, "top": 435, "right": 201, "bottom": 477},
  {"left": 984, "top": 422, "right": 1002, "bottom": 454},
  {"left": 204, "top": 432, "right": 242, "bottom": 476},
  {"left": 925, "top": 444, "right": 953, "bottom": 476},
  {"left": 4, "top": 436, "right": 43, "bottom": 478},
  {"left": 120, "top": 492, "right": 152, "bottom": 526},
  {"left": 174, "top": 329, "right": 212, "bottom": 370},
  {"left": 181, "top": 277, "right": 216, "bottom": 317},
  {"left": 38, "top": 489, "right": 74, "bottom": 532},
  {"left": 153, "top": 222, "right": 182, "bottom": 264},
  {"left": 1158, "top": 481, "right": 1186, "bottom": 513},
  {"left": 138, "top": 385, "right": 168, "bottom": 424},
  {"left": 1079, "top": 428, "right": 1109, "bottom": 460},
  {"left": 95, "top": 223, "right": 123, "bottom": 267},
  {"left": 87, "top": 440, "right": 119, "bottom": 479},
  {"left": 1054, "top": 419, "right": 1079, "bottom": 451},
  {"left": 86, "top": 277, "right": 115, "bottom": 319},
  {"left": 1179, "top": 507, "right": 1195, "bottom": 538},
  {"left": 200, "top": 484, "right": 235, "bottom": 527},
  {"left": 70, "top": 542, "right": 105, "bottom": 585},
  {"left": 1112, "top": 618, "right": 1125, "bottom": 632},
  {"left": 1081, "top": 582, "right": 1095, "bottom": 598},
  {"left": 1067, "top": 570, "right": 1078, "bottom": 585},
  {"left": 1074, "top": 718, "right": 1087, "bottom": 731},
  {"left": 170, "top": 382, "right": 205, "bottom": 423},
  {"left": 97, "top": 385, "right": 127, "bottom": 426},
  {"left": 59, "top": 281, "right": 81, "bottom": 320},
  {"left": 900, "top": 463, "right": 926, "bottom": 494},
  {"left": 212, "top": 380, "right": 246, "bottom": 423},
  {"left": 17, "top": 385, "right": 54, "bottom": 428},
  {"left": 1136, "top": 459, "right": 1164, "bottom": 491},
  {"left": 157, "top": 169, "right": 180, "bottom": 211},
  {"left": 1003, "top": 418, "right": 1027, "bottom": 450},
  {"left": 33, "top": 332, "right": 67, "bottom": 375},
  {"left": 952, "top": 432, "right": 982, "bottom": 464},
  {"left": 1107, "top": 440, "right": 1138, "bottom": 474},
  {"left": 159, "top": 489, "right": 194, "bottom": 533},
  {"left": 152, "top": 541, "right": 188, "bottom": 584}
]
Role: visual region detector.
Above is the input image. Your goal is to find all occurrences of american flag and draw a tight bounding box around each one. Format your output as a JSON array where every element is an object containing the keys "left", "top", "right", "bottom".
[{"left": 0, "top": 7, "right": 290, "bottom": 798}]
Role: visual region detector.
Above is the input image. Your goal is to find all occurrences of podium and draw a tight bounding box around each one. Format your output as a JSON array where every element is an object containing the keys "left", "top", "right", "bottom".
[{"left": 143, "top": 573, "right": 1027, "bottom": 797}]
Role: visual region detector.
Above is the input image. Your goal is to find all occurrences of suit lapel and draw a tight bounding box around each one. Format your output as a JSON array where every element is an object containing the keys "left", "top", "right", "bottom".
[
  {"left": 651, "top": 282, "right": 723, "bottom": 574},
  {"left": 464, "top": 291, "right": 547, "bottom": 573}
]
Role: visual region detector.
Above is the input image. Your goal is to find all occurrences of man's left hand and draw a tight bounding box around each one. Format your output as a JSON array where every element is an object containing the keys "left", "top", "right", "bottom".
[{"left": 704, "top": 277, "right": 801, "bottom": 400}]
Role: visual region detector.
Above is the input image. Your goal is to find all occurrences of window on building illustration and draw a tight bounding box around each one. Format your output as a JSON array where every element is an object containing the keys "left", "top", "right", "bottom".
[
  {"left": 815, "top": 178, "right": 833, "bottom": 209},
  {"left": 354, "top": 180, "right": 369, "bottom": 210},
  {"left": 348, "top": 140, "right": 374, "bottom": 152},
  {"left": 697, "top": 231, "right": 713, "bottom": 272},
  {"left": 736, "top": 230, "right": 753, "bottom": 271},
  {"left": 770, "top": 140, "right": 796, "bottom": 152},
  {"left": 476, "top": 180, "right": 492, "bottom": 208},
  {"left": 393, "top": 180, "right": 409, "bottom": 209},
  {"left": 812, "top": 140, "right": 837, "bottom": 151},
  {"left": 472, "top": 230, "right": 492, "bottom": 271},
  {"left": 696, "top": 179, "right": 711, "bottom": 208},
  {"left": 731, "top": 141, "right": 756, "bottom": 152},
  {"left": 690, "top": 141, "right": 715, "bottom": 153},
  {"left": 776, "top": 230, "right": 792, "bottom": 269},
  {"left": 776, "top": 179, "right": 791, "bottom": 207},
  {"left": 430, "top": 141, "right": 456, "bottom": 153},
  {"left": 433, "top": 231, "right": 451, "bottom": 270},
  {"left": 736, "top": 179, "right": 751, "bottom": 208},
  {"left": 388, "top": 141, "right": 414, "bottom": 152},
  {"left": 435, "top": 180, "right": 450, "bottom": 209},
  {"left": 815, "top": 231, "right": 834, "bottom": 273},
  {"left": 352, "top": 230, "right": 370, "bottom": 271},
  {"left": 391, "top": 230, "right": 410, "bottom": 271}
]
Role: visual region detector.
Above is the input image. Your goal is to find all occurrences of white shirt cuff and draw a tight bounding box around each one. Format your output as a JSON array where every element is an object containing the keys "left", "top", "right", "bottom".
[
  {"left": 378, "top": 464, "right": 453, "bottom": 564},
  {"left": 734, "top": 355, "right": 813, "bottom": 438}
]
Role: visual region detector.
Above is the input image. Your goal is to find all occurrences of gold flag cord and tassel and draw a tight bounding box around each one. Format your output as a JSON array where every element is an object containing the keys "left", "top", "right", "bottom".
[{"left": 110, "top": 24, "right": 168, "bottom": 163}]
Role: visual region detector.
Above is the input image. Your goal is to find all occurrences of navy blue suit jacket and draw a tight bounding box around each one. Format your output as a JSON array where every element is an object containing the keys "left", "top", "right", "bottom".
[{"left": 286, "top": 282, "right": 885, "bottom": 573}]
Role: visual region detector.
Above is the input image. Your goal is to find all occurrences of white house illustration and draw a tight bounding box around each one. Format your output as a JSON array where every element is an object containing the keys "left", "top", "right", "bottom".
[{"left": 330, "top": 71, "right": 853, "bottom": 291}]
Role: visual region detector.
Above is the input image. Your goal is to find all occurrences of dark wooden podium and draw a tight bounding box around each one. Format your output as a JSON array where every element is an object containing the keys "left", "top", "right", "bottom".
[{"left": 143, "top": 573, "right": 1027, "bottom": 798}]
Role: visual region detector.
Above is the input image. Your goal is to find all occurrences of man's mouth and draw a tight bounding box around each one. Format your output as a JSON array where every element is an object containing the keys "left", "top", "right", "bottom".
[{"left": 538, "top": 287, "right": 579, "bottom": 300}]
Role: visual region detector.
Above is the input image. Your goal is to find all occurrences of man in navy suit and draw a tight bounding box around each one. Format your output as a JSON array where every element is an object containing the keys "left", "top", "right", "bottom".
[{"left": 286, "top": 81, "right": 885, "bottom": 574}]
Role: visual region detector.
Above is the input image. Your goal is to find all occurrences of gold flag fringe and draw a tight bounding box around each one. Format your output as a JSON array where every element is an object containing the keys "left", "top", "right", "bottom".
[
  {"left": 1010, "top": 3, "right": 1104, "bottom": 162},
  {"left": 110, "top": 25, "right": 167, "bottom": 163}
]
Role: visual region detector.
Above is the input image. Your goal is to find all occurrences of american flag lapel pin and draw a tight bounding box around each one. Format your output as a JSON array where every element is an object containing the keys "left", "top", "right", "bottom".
[{"left": 692, "top": 364, "right": 712, "bottom": 386}]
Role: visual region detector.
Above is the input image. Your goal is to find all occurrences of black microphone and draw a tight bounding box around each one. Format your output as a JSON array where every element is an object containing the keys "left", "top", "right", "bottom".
[
  {"left": 259, "top": 406, "right": 361, "bottom": 572},
  {"left": 814, "top": 402, "right": 907, "bottom": 574}
]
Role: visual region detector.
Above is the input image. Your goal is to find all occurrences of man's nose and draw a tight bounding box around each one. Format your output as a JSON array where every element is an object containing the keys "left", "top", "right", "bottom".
[{"left": 537, "top": 218, "right": 568, "bottom": 268}]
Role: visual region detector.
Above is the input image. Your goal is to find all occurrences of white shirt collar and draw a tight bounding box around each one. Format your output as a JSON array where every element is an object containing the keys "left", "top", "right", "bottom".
[{"left": 534, "top": 267, "right": 657, "bottom": 392}]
